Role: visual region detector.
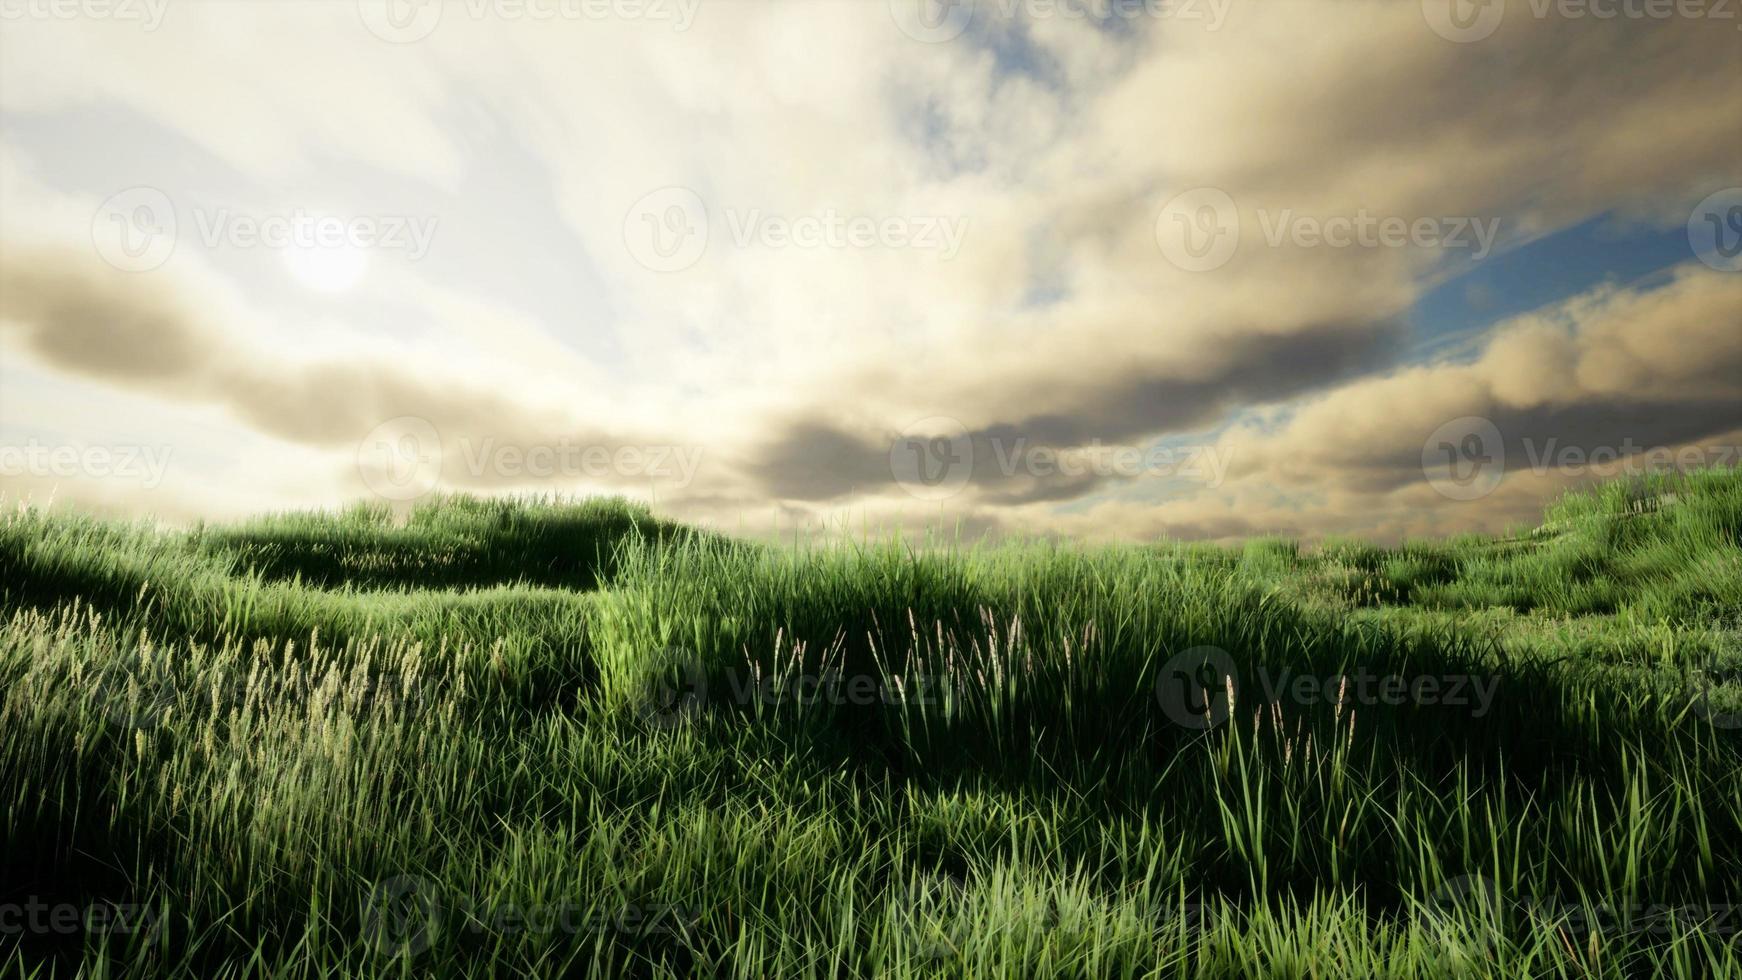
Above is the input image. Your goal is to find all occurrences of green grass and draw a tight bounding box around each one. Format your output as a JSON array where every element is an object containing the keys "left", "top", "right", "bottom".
[
  {"left": 1254, "top": 469, "right": 1742, "bottom": 623},
  {"left": 2, "top": 471, "right": 1740, "bottom": 977}
]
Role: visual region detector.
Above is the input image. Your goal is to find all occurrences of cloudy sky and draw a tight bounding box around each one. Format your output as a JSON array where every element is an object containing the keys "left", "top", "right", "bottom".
[{"left": 0, "top": 0, "right": 1738, "bottom": 542}]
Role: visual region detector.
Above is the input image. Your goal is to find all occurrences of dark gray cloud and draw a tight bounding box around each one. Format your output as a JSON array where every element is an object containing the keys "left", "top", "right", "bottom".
[{"left": 747, "top": 318, "right": 1401, "bottom": 504}]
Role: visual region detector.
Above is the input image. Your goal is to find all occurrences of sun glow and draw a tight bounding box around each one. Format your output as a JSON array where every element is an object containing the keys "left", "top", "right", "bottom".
[{"left": 281, "top": 240, "right": 369, "bottom": 293}]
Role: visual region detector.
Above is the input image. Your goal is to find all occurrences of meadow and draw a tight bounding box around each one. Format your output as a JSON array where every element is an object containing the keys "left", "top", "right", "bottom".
[{"left": 1, "top": 467, "right": 1739, "bottom": 978}]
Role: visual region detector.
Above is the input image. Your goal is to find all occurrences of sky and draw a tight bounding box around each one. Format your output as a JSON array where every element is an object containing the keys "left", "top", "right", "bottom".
[{"left": 0, "top": 0, "right": 1738, "bottom": 543}]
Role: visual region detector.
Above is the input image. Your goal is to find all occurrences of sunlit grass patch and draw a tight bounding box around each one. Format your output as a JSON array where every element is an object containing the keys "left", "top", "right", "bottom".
[{"left": 2, "top": 468, "right": 1739, "bottom": 977}]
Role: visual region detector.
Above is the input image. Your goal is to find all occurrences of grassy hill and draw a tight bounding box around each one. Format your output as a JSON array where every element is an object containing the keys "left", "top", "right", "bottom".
[{"left": 2, "top": 468, "right": 1739, "bottom": 977}]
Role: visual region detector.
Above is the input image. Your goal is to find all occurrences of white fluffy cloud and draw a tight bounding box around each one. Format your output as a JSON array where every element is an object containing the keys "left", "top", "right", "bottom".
[{"left": 0, "top": 1, "right": 1736, "bottom": 537}]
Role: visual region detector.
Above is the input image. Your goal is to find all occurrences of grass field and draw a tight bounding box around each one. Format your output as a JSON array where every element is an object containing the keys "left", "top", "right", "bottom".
[{"left": 2, "top": 467, "right": 1740, "bottom": 978}]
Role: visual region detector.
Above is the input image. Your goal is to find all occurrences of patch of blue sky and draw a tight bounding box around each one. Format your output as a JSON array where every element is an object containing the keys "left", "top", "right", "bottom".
[
  {"left": 1061, "top": 212, "right": 1700, "bottom": 516},
  {"left": 1407, "top": 212, "right": 1697, "bottom": 362}
]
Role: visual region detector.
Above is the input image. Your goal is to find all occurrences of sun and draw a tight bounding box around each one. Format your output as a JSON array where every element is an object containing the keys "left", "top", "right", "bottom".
[{"left": 281, "top": 240, "right": 370, "bottom": 292}]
